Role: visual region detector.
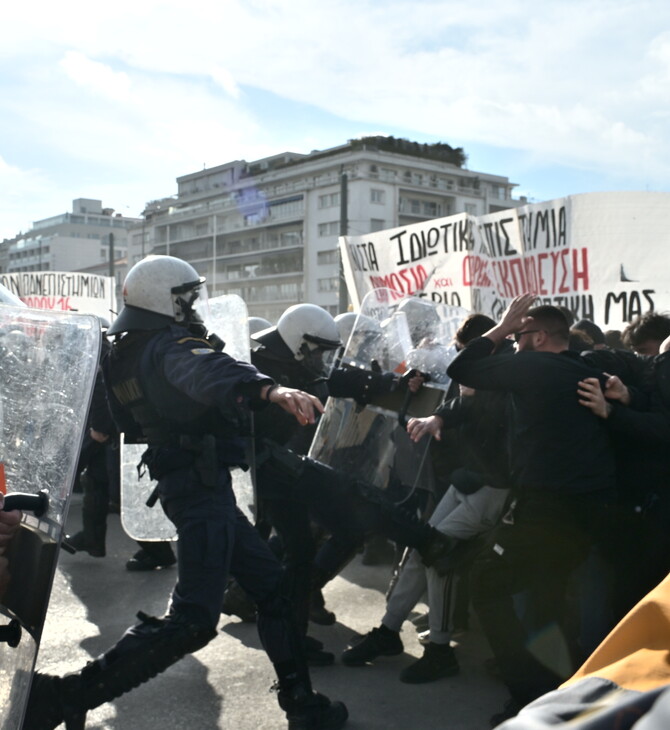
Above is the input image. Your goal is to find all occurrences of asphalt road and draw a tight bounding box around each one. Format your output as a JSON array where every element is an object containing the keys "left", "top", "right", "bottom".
[{"left": 35, "top": 495, "right": 509, "bottom": 729}]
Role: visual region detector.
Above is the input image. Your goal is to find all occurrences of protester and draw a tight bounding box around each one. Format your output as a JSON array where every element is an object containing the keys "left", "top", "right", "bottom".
[
  {"left": 446, "top": 294, "right": 616, "bottom": 725},
  {"left": 578, "top": 331, "right": 670, "bottom": 619},
  {"left": 622, "top": 312, "right": 670, "bottom": 355},
  {"left": 341, "top": 382, "right": 510, "bottom": 684}
]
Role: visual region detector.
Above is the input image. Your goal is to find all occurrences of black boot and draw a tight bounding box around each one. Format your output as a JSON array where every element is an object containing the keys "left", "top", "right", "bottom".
[
  {"left": 23, "top": 672, "right": 86, "bottom": 730},
  {"left": 67, "top": 471, "right": 108, "bottom": 557},
  {"left": 26, "top": 612, "right": 216, "bottom": 729},
  {"left": 341, "top": 625, "right": 403, "bottom": 666},
  {"left": 398, "top": 642, "right": 459, "bottom": 684},
  {"left": 67, "top": 529, "right": 105, "bottom": 558},
  {"left": 309, "top": 588, "right": 336, "bottom": 626},
  {"left": 303, "top": 636, "right": 335, "bottom": 666},
  {"left": 277, "top": 683, "right": 348, "bottom": 730},
  {"left": 126, "top": 542, "right": 176, "bottom": 571}
]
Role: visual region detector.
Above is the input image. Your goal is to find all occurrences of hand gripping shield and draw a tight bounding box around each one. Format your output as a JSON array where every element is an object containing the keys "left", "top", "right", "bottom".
[
  {"left": 120, "top": 294, "right": 255, "bottom": 540},
  {"left": 0, "top": 305, "right": 100, "bottom": 730},
  {"left": 309, "top": 288, "right": 466, "bottom": 503}
]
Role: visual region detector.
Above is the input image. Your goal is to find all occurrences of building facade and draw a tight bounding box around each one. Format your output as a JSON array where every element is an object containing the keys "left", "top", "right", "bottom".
[
  {"left": 3, "top": 198, "right": 139, "bottom": 277},
  {"left": 141, "top": 137, "right": 525, "bottom": 322}
]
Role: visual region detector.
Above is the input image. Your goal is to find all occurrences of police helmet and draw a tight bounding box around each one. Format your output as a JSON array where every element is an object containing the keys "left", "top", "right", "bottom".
[
  {"left": 334, "top": 312, "right": 358, "bottom": 345},
  {"left": 248, "top": 316, "right": 272, "bottom": 336},
  {"left": 108, "top": 255, "right": 205, "bottom": 335},
  {"left": 253, "top": 303, "right": 341, "bottom": 371}
]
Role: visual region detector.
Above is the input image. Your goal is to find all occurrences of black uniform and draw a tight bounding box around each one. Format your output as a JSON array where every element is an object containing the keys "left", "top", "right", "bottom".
[
  {"left": 251, "top": 344, "right": 368, "bottom": 638},
  {"left": 24, "top": 322, "right": 347, "bottom": 730}
]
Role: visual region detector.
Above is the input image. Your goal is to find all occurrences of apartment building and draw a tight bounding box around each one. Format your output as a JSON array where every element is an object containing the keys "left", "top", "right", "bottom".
[
  {"left": 141, "top": 137, "right": 524, "bottom": 322},
  {"left": 3, "top": 198, "right": 139, "bottom": 276}
]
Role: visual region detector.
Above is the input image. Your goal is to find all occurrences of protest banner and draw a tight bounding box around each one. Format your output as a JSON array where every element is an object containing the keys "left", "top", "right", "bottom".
[
  {"left": 0, "top": 272, "right": 115, "bottom": 321},
  {"left": 339, "top": 191, "right": 670, "bottom": 330}
]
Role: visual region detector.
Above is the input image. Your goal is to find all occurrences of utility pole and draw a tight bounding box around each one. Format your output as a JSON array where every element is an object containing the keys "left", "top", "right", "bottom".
[
  {"left": 338, "top": 169, "right": 349, "bottom": 313},
  {"left": 108, "top": 232, "right": 115, "bottom": 278}
]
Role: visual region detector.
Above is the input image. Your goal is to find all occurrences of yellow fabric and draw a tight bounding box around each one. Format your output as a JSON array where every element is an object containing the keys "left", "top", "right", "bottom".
[{"left": 564, "top": 572, "right": 670, "bottom": 692}]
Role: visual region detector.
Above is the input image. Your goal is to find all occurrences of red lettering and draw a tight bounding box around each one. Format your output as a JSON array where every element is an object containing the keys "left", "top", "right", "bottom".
[
  {"left": 537, "top": 253, "right": 549, "bottom": 295},
  {"left": 493, "top": 260, "right": 515, "bottom": 298},
  {"left": 523, "top": 257, "right": 539, "bottom": 294},
  {"left": 550, "top": 251, "right": 562, "bottom": 292},
  {"left": 573, "top": 248, "right": 589, "bottom": 291},
  {"left": 508, "top": 258, "right": 527, "bottom": 297},
  {"left": 557, "top": 249, "right": 570, "bottom": 293}
]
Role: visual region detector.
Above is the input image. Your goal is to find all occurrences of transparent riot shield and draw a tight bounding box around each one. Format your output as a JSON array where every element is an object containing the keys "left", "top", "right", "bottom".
[
  {"left": 210, "top": 296, "right": 256, "bottom": 522},
  {"left": 309, "top": 288, "right": 466, "bottom": 503},
  {"left": 121, "top": 295, "right": 254, "bottom": 541},
  {"left": 0, "top": 305, "right": 100, "bottom": 730}
]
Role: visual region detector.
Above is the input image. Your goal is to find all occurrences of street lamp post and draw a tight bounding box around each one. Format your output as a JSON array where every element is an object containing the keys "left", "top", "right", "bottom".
[{"left": 338, "top": 170, "right": 349, "bottom": 313}]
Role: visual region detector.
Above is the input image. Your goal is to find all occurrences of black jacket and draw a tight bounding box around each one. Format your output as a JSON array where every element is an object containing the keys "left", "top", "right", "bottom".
[{"left": 447, "top": 337, "right": 616, "bottom": 495}]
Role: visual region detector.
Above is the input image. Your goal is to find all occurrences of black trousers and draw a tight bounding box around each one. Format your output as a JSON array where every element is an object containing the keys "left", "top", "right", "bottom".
[
  {"left": 256, "top": 467, "right": 366, "bottom": 634},
  {"left": 470, "top": 488, "right": 612, "bottom": 705}
]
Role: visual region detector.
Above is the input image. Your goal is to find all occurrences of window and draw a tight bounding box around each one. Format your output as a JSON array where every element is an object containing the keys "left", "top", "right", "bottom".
[
  {"left": 317, "top": 249, "right": 339, "bottom": 265},
  {"left": 318, "top": 277, "right": 339, "bottom": 293},
  {"left": 422, "top": 201, "right": 438, "bottom": 217},
  {"left": 318, "top": 221, "right": 339, "bottom": 237},
  {"left": 370, "top": 219, "right": 386, "bottom": 232},
  {"left": 465, "top": 203, "right": 477, "bottom": 215},
  {"left": 318, "top": 192, "right": 340, "bottom": 209},
  {"left": 370, "top": 189, "right": 385, "bottom": 204},
  {"left": 269, "top": 197, "right": 304, "bottom": 218},
  {"left": 280, "top": 231, "right": 302, "bottom": 247}
]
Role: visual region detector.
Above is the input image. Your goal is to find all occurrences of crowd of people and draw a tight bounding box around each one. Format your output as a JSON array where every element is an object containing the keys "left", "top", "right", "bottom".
[{"left": 3, "top": 254, "right": 670, "bottom": 729}]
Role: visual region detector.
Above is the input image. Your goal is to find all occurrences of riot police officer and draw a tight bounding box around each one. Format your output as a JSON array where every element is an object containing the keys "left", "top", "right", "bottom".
[
  {"left": 24, "top": 255, "right": 347, "bottom": 730},
  {"left": 251, "top": 304, "right": 413, "bottom": 660}
]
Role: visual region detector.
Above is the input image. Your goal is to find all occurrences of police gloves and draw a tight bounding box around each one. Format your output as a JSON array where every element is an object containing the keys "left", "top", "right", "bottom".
[{"left": 327, "top": 367, "right": 398, "bottom": 405}]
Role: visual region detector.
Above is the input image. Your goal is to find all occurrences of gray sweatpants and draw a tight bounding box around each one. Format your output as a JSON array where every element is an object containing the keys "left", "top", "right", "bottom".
[{"left": 382, "top": 484, "right": 510, "bottom": 644}]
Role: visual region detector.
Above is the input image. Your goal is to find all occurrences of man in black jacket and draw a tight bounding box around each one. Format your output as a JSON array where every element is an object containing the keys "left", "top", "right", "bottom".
[{"left": 446, "top": 294, "right": 616, "bottom": 724}]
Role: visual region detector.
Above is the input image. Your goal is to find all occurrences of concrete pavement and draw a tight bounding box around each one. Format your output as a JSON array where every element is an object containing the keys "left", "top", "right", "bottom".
[{"left": 36, "top": 495, "right": 509, "bottom": 729}]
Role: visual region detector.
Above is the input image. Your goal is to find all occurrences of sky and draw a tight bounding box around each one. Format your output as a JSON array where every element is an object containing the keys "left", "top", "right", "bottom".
[{"left": 2, "top": 0, "right": 669, "bottom": 240}]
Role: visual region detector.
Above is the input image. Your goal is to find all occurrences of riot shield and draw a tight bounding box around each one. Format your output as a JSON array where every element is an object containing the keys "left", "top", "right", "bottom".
[
  {"left": 209, "top": 295, "right": 256, "bottom": 522},
  {"left": 121, "top": 295, "right": 255, "bottom": 541},
  {"left": 309, "top": 288, "right": 466, "bottom": 502},
  {"left": 0, "top": 305, "right": 100, "bottom": 730}
]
